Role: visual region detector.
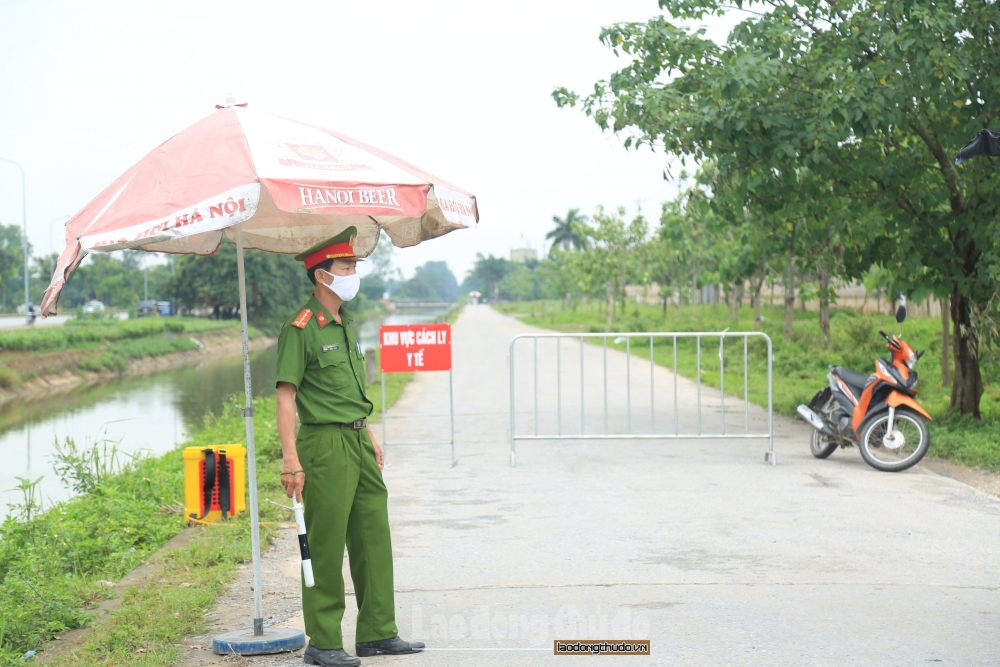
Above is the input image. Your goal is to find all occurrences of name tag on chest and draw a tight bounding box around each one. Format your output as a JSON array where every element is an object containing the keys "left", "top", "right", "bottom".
[{"left": 322, "top": 344, "right": 340, "bottom": 352}]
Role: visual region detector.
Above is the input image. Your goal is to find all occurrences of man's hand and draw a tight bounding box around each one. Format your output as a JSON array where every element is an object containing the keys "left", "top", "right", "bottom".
[
  {"left": 281, "top": 468, "right": 305, "bottom": 502},
  {"left": 367, "top": 425, "right": 385, "bottom": 471}
]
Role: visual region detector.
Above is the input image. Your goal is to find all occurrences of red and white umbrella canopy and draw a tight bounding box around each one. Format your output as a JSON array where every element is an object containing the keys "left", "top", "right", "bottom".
[{"left": 41, "top": 105, "right": 478, "bottom": 315}]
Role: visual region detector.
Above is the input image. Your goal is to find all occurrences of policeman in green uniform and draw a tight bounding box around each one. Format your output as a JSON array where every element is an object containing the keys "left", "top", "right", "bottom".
[{"left": 275, "top": 227, "right": 424, "bottom": 667}]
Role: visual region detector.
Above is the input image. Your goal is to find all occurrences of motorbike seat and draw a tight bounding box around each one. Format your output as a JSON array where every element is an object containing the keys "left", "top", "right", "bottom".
[{"left": 833, "top": 366, "right": 870, "bottom": 390}]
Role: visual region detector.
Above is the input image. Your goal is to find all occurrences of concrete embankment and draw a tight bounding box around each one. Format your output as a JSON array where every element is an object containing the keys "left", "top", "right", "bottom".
[{"left": 0, "top": 329, "right": 275, "bottom": 405}]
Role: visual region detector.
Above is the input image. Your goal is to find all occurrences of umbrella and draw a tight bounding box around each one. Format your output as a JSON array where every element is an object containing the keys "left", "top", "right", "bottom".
[
  {"left": 955, "top": 129, "right": 1000, "bottom": 164},
  {"left": 40, "top": 102, "right": 478, "bottom": 651}
]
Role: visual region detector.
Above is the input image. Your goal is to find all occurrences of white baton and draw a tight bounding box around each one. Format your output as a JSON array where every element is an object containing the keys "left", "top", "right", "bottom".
[{"left": 292, "top": 500, "right": 315, "bottom": 587}]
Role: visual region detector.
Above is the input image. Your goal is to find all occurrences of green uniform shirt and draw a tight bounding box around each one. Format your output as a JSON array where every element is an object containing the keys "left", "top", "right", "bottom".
[{"left": 275, "top": 295, "right": 373, "bottom": 425}]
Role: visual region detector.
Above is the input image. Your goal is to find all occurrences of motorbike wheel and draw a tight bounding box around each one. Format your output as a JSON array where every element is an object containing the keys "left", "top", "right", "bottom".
[
  {"left": 858, "top": 408, "right": 930, "bottom": 472},
  {"left": 810, "top": 430, "right": 839, "bottom": 459}
]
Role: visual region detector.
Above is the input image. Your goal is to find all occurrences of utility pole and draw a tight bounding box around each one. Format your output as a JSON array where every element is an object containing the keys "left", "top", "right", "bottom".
[{"left": 0, "top": 158, "right": 28, "bottom": 323}]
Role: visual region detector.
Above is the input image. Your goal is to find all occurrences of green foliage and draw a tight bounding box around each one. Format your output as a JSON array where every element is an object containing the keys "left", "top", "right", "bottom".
[
  {"left": 395, "top": 261, "right": 459, "bottom": 301},
  {"left": 499, "top": 265, "right": 536, "bottom": 301},
  {"left": 0, "top": 224, "right": 30, "bottom": 313},
  {"left": 464, "top": 254, "right": 512, "bottom": 301},
  {"left": 0, "top": 453, "right": 186, "bottom": 661},
  {"left": 171, "top": 243, "right": 313, "bottom": 320},
  {"left": 51, "top": 435, "right": 137, "bottom": 495},
  {"left": 546, "top": 209, "right": 591, "bottom": 253},
  {"left": 0, "top": 366, "right": 15, "bottom": 389},
  {"left": 54, "top": 252, "right": 163, "bottom": 312},
  {"left": 0, "top": 317, "right": 235, "bottom": 353},
  {"left": 555, "top": 0, "right": 1000, "bottom": 416}
]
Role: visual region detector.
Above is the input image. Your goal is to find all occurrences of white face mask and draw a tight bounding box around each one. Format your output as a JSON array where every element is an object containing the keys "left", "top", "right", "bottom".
[{"left": 319, "top": 270, "right": 360, "bottom": 301}]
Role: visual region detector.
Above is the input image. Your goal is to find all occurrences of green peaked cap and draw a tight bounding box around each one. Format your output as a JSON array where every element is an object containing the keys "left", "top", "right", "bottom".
[{"left": 294, "top": 226, "right": 361, "bottom": 266}]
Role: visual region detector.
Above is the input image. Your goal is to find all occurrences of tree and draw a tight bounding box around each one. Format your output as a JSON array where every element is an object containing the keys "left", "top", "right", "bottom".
[
  {"left": 499, "top": 264, "right": 535, "bottom": 301},
  {"left": 394, "top": 262, "right": 458, "bottom": 301},
  {"left": 555, "top": 0, "right": 1000, "bottom": 416},
  {"left": 171, "top": 243, "right": 312, "bottom": 320},
  {"left": 466, "top": 254, "right": 511, "bottom": 301},
  {"left": 0, "top": 224, "right": 30, "bottom": 312},
  {"left": 574, "top": 207, "right": 648, "bottom": 328},
  {"left": 546, "top": 208, "right": 592, "bottom": 253}
]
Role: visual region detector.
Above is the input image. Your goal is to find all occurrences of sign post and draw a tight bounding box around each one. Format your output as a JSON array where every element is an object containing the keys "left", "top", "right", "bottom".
[{"left": 378, "top": 323, "right": 456, "bottom": 467}]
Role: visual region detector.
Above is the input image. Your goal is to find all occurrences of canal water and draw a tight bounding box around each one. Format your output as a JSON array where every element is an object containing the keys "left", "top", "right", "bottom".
[{"left": 0, "top": 308, "right": 446, "bottom": 516}]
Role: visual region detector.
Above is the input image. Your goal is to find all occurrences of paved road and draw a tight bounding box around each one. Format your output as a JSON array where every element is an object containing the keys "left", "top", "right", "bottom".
[
  {"left": 188, "top": 304, "right": 999, "bottom": 666},
  {"left": 0, "top": 314, "right": 72, "bottom": 329}
]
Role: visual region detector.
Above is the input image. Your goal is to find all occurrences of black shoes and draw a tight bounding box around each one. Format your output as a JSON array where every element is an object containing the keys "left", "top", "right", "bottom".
[
  {"left": 304, "top": 643, "right": 361, "bottom": 667},
  {"left": 355, "top": 635, "right": 425, "bottom": 657}
]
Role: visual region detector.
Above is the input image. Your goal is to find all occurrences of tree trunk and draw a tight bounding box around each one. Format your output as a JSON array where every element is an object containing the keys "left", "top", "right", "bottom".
[
  {"left": 783, "top": 228, "right": 797, "bottom": 342},
  {"left": 691, "top": 263, "right": 697, "bottom": 320},
  {"left": 940, "top": 297, "right": 951, "bottom": 385},
  {"left": 605, "top": 280, "right": 613, "bottom": 330},
  {"left": 818, "top": 258, "right": 831, "bottom": 344},
  {"left": 949, "top": 291, "right": 983, "bottom": 417},
  {"left": 752, "top": 267, "right": 765, "bottom": 329}
]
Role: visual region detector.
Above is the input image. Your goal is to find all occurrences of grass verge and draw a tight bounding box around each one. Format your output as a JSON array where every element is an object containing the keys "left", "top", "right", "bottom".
[
  {"left": 1, "top": 376, "right": 415, "bottom": 665},
  {"left": 0, "top": 318, "right": 241, "bottom": 353},
  {"left": 494, "top": 300, "right": 1000, "bottom": 471}
]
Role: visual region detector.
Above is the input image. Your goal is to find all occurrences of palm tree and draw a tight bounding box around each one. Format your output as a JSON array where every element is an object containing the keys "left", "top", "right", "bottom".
[{"left": 546, "top": 209, "right": 591, "bottom": 253}]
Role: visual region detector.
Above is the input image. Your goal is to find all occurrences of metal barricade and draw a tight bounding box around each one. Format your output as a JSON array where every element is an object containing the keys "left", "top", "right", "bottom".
[{"left": 508, "top": 332, "right": 774, "bottom": 467}]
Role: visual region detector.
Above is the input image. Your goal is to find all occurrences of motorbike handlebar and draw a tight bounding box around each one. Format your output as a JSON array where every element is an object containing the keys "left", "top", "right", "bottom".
[{"left": 878, "top": 330, "right": 891, "bottom": 340}]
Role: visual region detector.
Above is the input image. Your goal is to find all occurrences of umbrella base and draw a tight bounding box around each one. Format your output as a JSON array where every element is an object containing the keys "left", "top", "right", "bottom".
[{"left": 212, "top": 627, "right": 305, "bottom": 655}]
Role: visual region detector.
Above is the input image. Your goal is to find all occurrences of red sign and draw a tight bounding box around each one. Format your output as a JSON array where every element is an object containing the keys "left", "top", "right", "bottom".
[{"left": 379, "top": 323, "right": 451, "bottom": 373}]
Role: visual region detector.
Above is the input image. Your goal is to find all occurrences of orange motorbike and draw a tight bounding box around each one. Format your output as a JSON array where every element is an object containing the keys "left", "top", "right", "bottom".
[{"left": 797, "top": 310, "right": 931, "bottom": 472}]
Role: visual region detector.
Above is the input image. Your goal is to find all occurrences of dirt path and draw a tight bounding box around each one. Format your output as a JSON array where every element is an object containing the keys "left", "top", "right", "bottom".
[{"left": 181, "top": 305, "right": 1000, "bottom": 666}]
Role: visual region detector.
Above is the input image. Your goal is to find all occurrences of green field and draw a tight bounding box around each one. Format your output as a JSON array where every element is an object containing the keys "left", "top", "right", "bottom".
[{"left": 494, "top": 300, "right": 1000, "bottom": 471}]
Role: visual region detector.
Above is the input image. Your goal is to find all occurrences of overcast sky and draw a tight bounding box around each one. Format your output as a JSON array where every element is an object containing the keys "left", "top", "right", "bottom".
[{"left": 0, "top": 0, "right": 737, "bottom": 283}]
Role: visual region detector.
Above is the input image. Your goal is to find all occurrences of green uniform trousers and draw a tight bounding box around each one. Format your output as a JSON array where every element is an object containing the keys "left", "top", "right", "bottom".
[{"left": 298, "top": 423, "right": 398, "bottom": 649}]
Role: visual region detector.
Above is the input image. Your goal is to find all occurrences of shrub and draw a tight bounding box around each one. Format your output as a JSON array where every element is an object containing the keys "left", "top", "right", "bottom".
[{"left": 0, "top": 366, "right": 14, "bottom": 389}]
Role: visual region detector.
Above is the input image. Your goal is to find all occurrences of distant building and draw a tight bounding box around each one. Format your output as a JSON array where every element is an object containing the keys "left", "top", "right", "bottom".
[{"left": 510, "top": 247, "right": 537, "bottom": 263}]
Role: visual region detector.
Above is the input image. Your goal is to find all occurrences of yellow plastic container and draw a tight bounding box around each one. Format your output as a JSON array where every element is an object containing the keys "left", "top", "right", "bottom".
[{"left": 183, "top": 444, "right": 246, "bottom": 523}]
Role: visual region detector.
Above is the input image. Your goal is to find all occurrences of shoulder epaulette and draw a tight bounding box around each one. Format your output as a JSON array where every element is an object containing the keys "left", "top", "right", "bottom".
[{"left": 292, "top": 308, "right": 313, "bottom": 329}]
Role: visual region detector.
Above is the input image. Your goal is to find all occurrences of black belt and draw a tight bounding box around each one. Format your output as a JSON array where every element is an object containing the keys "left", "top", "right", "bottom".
[{"left": 331, "top": 418, "right": 367, "bottom": 429}]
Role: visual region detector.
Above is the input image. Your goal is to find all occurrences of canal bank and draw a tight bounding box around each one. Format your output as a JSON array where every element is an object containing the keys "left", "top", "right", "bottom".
[
  {"left": 0, "top": 326, "right": 268, "bottom": 405},
  {"left": 0, "top": 305, "right": 451, "bottom": 516}
]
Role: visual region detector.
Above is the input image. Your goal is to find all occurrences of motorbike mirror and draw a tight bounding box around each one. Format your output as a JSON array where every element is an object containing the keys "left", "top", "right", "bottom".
[{"left": 895, "top": 305, "right": 907, "bottom": 323}]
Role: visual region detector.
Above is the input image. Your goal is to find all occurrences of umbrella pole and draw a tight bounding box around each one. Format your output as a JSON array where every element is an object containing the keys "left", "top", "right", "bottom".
[
  {"left": 212, "top": 226, "right": 304, "bottom": 655},
  {"left": 234, "top": 223, "right": 265, "bottom": 635}
]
